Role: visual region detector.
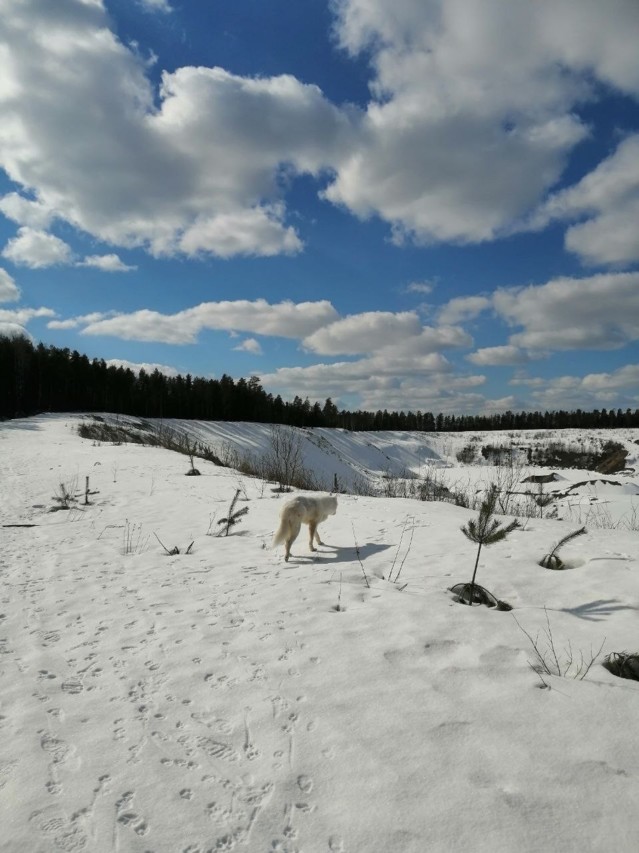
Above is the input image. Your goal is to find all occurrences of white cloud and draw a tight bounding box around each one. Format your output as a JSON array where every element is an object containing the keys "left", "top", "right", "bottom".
[
  {"left": 47, "top": 312, "right": 110, "bottom": 330},
  {"left": 325, "top": 0, "right": 639, "bottom": 245},
  {"left": 0, "top": 192, "right": 53, "bottom": 228},
  {"left": 2, "top": 228, "right": 73, "bottom": 268},
  {"left": 106, "top": 358, "right": 179, "bottom": 377},
  {"left": 438, "top": 296, "right": 491, "bottom": 326},
  {"left": 0, "top": 321, "right": 31, "bottom": 340},
  {"left": 493, "top": 272, "right": 639, "bottom": 351},
  {"left": 0, "top": 306, "right": 55, "bottom": 325},
  {"left": 80, "top": 299, "right": 339, "bottom": 344},
  {"left": 261, "top": 354, "right": 489, "bottom": 414},
  {"left": 2, "top": 0, "right": 635, "bottom": 263},
  {"left": 582, "top": 364, "right": 639, "bottom": 392},
  {"left": 467, "top": 345, "right": 530, "bottom": 366},
  {"left": 0, "top": 267, "right": 19, "bottom": 302},
  {"left": 77, "top": 254, "right": 137, "bottom": 272},
  {"left": 303, "top": 311, "right": 421, "bottom": 355},
  {"left": 511, "top": 363, "right": 639, "bottom": 410},
  {"left": 178, "top": 206, "right": 302, "bottom": 259},
  {"left": 533, "top": 135, "right": 639, "bottom": 266},
  {"left": 302, "top": 310, "right": 471, "bottom": 357},
  {"left": 137, "top": 0, "right": 172, "bottom": 13},
  {"left": 0, "top": 4, "right": 353, "bottom": 259},
  {"left": 405, "top": 281, "right": 434, "bottom": 295},
  {"left": 233, "top": 338, "right": 263, "bottom": 355}
]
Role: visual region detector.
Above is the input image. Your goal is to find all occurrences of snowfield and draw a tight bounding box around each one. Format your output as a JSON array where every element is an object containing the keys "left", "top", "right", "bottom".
[{"left": 1, "top": 415, "right": 639, "bottom": 853}]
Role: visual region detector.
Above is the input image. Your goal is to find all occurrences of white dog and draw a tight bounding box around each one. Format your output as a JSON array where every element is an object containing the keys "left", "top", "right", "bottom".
[{"left": 272, "top": 494, "right": 338, "bottom": 561}]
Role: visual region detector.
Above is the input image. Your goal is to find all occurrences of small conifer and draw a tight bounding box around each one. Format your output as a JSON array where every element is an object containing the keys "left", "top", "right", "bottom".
[{"left": 457, "top": 485, "right": 519, "bottom": 606}]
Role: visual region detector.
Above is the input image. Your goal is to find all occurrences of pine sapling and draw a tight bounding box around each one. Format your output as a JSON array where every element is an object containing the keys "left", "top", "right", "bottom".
[
  {"left": 217, "top": 489, "right": 249, "bottom": 536},
  {"left": 539, "top": 526, "right": 586, "bottom": 569},
  {"left": 455, "top": 485, "right": 519, "bottom": 607}
]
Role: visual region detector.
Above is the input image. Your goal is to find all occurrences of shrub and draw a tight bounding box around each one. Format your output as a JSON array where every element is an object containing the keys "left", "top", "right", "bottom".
[
  {"left": 515, "top": 610, "right": 605, "bottom": 686},
  {"left": 456, "top": 444, "right": 477, "bottom": 464}
]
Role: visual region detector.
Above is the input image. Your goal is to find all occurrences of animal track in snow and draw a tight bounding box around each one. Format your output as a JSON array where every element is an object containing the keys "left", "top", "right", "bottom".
[
  {"left": 40, "top": 733, "right": 74, "bottom": 766},
  {"left": 296, "top": 774, "right": 313, "bottom": 794},
  {"left": 116, "top": 790, "right": 150, "bottom": 837},
  {"left": 191, "top": 712, "right": 235, "bottom": 734},
  {"left": 38, "top": 669, "right": 57, "bottom": 681},
  {"left": 29, "top": 808, "right": 88, "bottom": 852},
  {"left": 117, "top": 811, "right": 150, "bottom": 836},
  {"left": 243, "top": 708, "right": 260, "bottom": 761},
  {"left": 206, "top": 801, "right": 234, "bottom": 825},
  {"left": 196, "top": 737, "right": 240, "bottom": 763},
  {"left": 236, "top": 781, "right": 273, "bottom": 807}
]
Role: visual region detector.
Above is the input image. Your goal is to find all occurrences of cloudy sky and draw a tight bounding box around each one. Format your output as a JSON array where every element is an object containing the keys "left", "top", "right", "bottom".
[{"left": 1, "top": 0, "right": 639, "bottom": 415}]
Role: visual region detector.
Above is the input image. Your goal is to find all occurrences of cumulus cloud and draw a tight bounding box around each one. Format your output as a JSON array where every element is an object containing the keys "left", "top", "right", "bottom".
[
  {"left": 467, "top": 345, "right": 530, "bottom": 366},
  {"left": 0, "top": 3, "right": 354, "bottom": 259},
  {"left": 106, "top": 358, "right": 179, "bottom": 377},
  {"left": 0, "top": 306, "right": 55, "bottom": 325},
  {"left": 532, "top": 134, "right": 639, "bottom": 266},
  {"left": 2, "top": 228, "right": 73, "bottom": 268},
  {"left": 47, "top": 312, "right": 110, "bottom": 330},
  {"left": 582, "top": 364, "right": 639, "bottom": 392},
  {"left": 511, "top": 363, "right": 639, "bottom": 410},
  {"left": 438, "top": 296, "right": 491, "bottom": 325},
  {"left": 493, "top": 272, "right": 639, "bottom": 351},
  {"left": 303, "top": 311, "right": 422, "bottom": 355},
  {"left": 137, "top": 0, "right": 172, "bottom": 13},
  {"left": 79, "top": 299, "right": 339, "bottom": 343},
  {"left": 76, "top": 254, "right": 137, "bottom": 272},
  {"left": 0, "top": 193, "right": 53, "bottom": 229},
  {"left": 325, "top": 0, "right": 639, "bottom": 245},
  {"left": 261, "top": 354, "right": 488, "bottom": 413},
  {"left": 1, "top": 0, "right": 636, "bottom": 264},
  {"left": 178, "top": 206, "right": 302, "bottom": 259},
  {"left": 0, "top": 267, "right": 19, "bottom": 302},
  {"left": 260, "top": 318, "right": 480, "bottom": 412},
  {"left": 405, "top": 281, "right": 434, "bottom": 295},
  {"left": 233, "top": 338, "right": 263, "bottom": 355},
  {"left": 0, "top": 321, "right": 31, "bottom": 340}
]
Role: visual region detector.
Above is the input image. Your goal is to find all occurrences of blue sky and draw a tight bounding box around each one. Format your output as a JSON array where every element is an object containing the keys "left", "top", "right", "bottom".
[{"left": 1, "top": 0, "right": 639, "bottom": 415}]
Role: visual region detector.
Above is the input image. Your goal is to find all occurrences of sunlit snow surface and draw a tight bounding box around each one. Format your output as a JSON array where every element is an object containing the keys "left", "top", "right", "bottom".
[{"left": 1, "top": 415, "right": 638, "bottom": 852}]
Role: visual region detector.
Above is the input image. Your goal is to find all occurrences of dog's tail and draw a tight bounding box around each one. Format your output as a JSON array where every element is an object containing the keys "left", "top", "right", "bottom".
[{"left": 272, "top": 513, "right": 288, "bottom": 548}]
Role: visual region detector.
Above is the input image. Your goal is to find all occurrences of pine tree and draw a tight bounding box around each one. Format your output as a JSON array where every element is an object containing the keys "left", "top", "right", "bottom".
[{"left": 457, "top": 485, "right": 520, "bottom": 606}]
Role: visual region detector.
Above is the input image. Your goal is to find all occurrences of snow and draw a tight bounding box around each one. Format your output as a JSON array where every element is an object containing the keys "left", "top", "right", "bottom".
[{"left": 1, "top": 414, "right": 639, "bottom": 853}]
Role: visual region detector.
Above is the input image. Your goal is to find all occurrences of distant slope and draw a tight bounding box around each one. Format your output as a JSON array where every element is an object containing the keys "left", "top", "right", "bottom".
[{"left": 90, "top": 414, "right": 639, "bottom": 492}]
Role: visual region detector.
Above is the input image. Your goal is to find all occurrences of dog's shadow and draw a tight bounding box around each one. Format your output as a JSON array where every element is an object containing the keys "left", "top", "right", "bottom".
[{"left": 287, "top": 542, "right": 391, "bottom": 565}]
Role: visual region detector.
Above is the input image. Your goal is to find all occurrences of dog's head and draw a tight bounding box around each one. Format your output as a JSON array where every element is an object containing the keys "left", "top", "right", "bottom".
[{"left": 327, "top": 496, "right": 338, "bottom": 515}]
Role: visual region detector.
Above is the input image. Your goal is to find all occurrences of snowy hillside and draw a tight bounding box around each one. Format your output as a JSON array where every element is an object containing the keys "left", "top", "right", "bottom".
[
  {"left": 1, "top": 415, "right": 639, "bottom": 852},
  {"left": 83, "top": 414, "right": 639, "bottom": 528}
]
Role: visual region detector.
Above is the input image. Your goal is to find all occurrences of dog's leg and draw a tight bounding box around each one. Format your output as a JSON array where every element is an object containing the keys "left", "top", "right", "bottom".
[
  {"left": 308, "top": 521, "right": 318, "bottom": 551},
  {"left": 314, "top": 527, "right": 324, "bottom": 546},
  {"left": 285, "top": 519, "right": 301, "bottom": 561}
]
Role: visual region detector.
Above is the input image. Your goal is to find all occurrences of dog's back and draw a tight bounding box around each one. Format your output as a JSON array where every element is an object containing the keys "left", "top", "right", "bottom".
[{"left": 294, "top": 494, "right": 337, "bottom": 524}]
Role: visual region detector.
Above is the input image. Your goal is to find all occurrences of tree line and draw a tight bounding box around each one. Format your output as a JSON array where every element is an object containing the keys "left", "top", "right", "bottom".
[{"left": 2, "top": 334, "right": 639, "bottom": 432}]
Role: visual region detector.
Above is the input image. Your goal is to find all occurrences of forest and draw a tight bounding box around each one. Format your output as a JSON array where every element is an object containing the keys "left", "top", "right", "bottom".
[{"left": 2, "top": 334, "right": 639, "bottom": 432}]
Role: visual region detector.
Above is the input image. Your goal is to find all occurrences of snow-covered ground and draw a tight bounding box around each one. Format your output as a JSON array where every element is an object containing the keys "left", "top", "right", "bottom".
[{"left": 1, "top": 414, "right": 639, "bottom": 852}]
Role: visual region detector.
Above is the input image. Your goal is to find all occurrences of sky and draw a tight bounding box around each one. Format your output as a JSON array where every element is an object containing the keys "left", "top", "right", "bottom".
[{"left": 1, "top": 0, "right": 639, "bottom": 416}]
